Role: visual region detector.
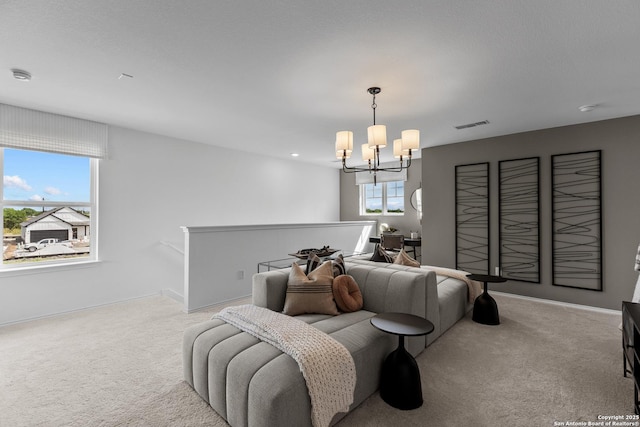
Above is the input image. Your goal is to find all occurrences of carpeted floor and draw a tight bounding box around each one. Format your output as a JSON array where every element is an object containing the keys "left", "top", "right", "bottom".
[{"left": 0, "top": 293, "right": 633, "bottom": 427}]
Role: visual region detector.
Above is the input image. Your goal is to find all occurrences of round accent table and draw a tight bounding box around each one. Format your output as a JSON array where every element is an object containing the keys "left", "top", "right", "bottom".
[
  {"left": 467, "top": 274, "right": 507, "bottom": 325},
  {"left": 370, "top": 312, "right": 435, "bottom": 410}
]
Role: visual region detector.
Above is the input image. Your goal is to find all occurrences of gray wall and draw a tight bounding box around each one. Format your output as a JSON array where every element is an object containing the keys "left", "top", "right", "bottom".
[
  {"left": 421, "top": 115, "right": 640, "bottom": 310},
  {"left": 340, "top": 158, "right": 423, "bottom": 240}
]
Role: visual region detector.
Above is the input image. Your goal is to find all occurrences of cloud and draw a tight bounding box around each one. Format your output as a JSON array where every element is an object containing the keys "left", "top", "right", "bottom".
[
  {"left": 29, "top": 194, "right": 44, "bottom": 201},
  {"left": 4, "top": 175, "right": 32, "bottom": 191},
  {"left": 44, "top": 186, "right": 62, "bottom": 195}
]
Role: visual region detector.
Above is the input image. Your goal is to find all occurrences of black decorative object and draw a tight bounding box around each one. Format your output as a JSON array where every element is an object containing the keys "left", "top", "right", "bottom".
[
  {"left": 551, "top": 150, "right": 602, "bottom": 291},
  {"left": 498, "top": 157, "right": 540, "bottom": 283},
  {"left": 467, "top": 273, "right": 508, "bottom": 325},
  {"left": 370, "top": 312, "right": 435, "bottom": 410},
  {"left": 455, "top": 162, "right": 490, "bottom": 275},
  {"left": 289, "top": 246, "right": 338, "bottom": 259}
]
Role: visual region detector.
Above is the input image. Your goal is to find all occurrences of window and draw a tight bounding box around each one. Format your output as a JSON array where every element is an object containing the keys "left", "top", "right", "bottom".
[
  {"left": 361, "top": 180, "right": 405, "bottom": 215},
  {"left": 2, "top": 148, "right": 97, "bottom": 267},
  {"left": 0, "top": 103, "right": 106, "bottom": 270}
]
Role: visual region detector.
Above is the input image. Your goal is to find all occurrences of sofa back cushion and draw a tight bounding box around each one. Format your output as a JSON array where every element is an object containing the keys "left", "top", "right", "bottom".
[
  {"left": 253, "top": 262, "right": 428, "bottom": 319},
  {"left": 344, "top": 264, "right": 426, "bottom": 316}
]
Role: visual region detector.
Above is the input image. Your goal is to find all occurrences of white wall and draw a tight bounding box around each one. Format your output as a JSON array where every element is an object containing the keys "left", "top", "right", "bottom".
[
  {"left": 0, "top": 126, "right": 340, "bottom": 325},
  {"left": 182, "top": 221, "right": 376, "bottom": 312}
]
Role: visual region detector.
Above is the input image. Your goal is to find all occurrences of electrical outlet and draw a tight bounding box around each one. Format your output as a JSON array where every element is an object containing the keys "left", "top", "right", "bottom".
[{"left": 237, "top": 270, "right": 244, "bottom": 280}]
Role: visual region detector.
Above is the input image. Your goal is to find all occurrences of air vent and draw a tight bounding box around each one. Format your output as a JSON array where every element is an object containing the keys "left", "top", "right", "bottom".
[{"left": 455, "top": 120, "right": 490, "bottom": 130}]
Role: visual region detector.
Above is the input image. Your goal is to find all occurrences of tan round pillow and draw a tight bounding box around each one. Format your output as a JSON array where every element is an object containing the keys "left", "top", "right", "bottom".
[{"left": 332, "top": 274, "right": 363, "bottom": 313}]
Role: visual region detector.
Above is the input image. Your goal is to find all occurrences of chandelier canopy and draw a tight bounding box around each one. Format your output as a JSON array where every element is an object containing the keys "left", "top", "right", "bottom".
[{"left": 336, "top": 87, "right": 419, "bottom": 184}]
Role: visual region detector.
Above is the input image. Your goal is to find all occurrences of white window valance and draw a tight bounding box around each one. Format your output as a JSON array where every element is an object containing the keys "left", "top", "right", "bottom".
[
  {"left": 355, "top": 163, "right": 408, "bottom": 185},
  {"left": 0, "top": 103, "right": 108, "bottom": 159}
]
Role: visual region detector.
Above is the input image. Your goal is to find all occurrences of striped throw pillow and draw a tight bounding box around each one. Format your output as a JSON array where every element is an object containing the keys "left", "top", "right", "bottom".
[{"left": 283, "top": 261, "right": 339, "bottom": 316}]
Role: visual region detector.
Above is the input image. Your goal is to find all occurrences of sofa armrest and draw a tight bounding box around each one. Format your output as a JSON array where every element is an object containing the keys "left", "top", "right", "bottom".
[{"left": 252, "top": 269, "right": 289, "bottom": 311}]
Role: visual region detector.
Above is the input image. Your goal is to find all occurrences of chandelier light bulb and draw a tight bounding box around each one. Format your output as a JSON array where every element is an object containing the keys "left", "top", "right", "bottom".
[
  {"left": 393, "top": 139, "right": 404, "bottom": 158},
  {"left": 401, "top": 129, "right": 420, "bottom": 151},
  {"left": 335, "top": 131, "right": 353, "bottom": 153},
  {"left": 361, "top": 143, "right": 375, "bottom": 161},
  {"left": 367, "top": 124, "right": 387, "bottom": 148}
]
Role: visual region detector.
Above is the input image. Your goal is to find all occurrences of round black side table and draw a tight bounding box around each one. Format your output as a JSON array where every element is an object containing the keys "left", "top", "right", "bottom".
[
  {"left": 370, "top": 312, "right": 434, "bottom": 410},
  {"left": 467, "top": 273, "right": 507, "bottom": 325}
]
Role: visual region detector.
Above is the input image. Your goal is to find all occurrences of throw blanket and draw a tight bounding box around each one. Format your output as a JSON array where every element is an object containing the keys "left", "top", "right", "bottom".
[
  {"left": 214, "top": 304, "right": 356, "bottom": 427},
  {"left": 423, "top": 265, "right": 483, "bottom": 302}
]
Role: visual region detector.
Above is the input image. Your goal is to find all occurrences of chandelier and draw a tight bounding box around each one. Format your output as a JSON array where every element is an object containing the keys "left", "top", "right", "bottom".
[{"left": 335, "top": 87, "right": 419, "bottom": 185}]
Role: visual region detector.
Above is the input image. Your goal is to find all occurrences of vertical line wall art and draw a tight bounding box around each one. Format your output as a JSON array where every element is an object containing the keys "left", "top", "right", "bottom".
[
  {"left": 498, "top": 157, "right": 540, "bottom": 283},
  {"left": 551, "top": 150, "right": 602, "bottom": 291},
  {"left": 455, "top": 162, "right": 490, "bottom": 275}
]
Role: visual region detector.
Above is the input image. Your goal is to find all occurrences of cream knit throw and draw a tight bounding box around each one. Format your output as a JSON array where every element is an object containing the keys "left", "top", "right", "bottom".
[
  {"left": 422, "top": 265, "right": 483, "bottom": 302},
  {"left": 214, "top": 304, "right": 356, "bottom": 427}
]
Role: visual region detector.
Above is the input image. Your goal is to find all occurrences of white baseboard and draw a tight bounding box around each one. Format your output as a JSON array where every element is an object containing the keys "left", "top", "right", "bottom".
[
  {"left": 161, "top": 288, "right": 183, "bottom": 304},
  {"left": 0, "top": 292, "right": 162, "bottom": 328},
  {"left": 185, "top": 294, "right": 252, "bottom": 314},
  {"left": 492, "top": 291, "right": 621, "bottom": 316}
]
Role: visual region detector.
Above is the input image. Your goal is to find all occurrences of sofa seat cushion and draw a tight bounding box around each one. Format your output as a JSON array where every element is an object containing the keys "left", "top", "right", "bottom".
[{"left": 184, "top": 309, "right": 396, "bottom": 427}]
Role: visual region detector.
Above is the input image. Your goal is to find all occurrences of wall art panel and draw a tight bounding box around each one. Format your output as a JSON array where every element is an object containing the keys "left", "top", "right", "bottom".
[
  {"left": 499, "top": 157, "right": 540, "bottom": 283},
  {"left": 551, "top": 150, "right": 602, "bottom": 291},
  {"left": 455, "top": 162, "right": 490, "bottom": 275}
]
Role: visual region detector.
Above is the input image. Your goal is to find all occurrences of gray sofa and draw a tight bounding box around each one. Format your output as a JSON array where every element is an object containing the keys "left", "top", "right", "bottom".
[
  {"left": 346, "top": 256, "right": 474, "bottom": 344},
  {"left": 183, "top": 260, "right": 471, "bottom": 426}
]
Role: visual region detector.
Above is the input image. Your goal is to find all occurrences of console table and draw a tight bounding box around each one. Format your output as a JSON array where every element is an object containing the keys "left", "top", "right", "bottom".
[
  {"left": 257, "top": 250, "right": 365, "bottom": 272},
  {"left": 370, "top": 312, "right": 434, "bottom": 410},
  {"left": 622, "top": 301, "right": 640, "bottom": 414},
  {"left": 466, "top": 274, "right": 507, "bottom": 325}
]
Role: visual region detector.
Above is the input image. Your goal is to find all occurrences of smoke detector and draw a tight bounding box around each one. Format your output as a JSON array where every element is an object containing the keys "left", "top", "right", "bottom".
[
  {"left": 578, "top": 104, "right": 597, "bottom": 112},
  {"left": 11, "top": 69, "right": 31, "bottom": 81}
]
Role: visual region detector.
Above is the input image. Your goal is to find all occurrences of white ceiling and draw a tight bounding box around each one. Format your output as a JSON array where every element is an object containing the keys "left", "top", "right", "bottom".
[{"left": 1, "top": 1, "right": 639, "bottom": 167}]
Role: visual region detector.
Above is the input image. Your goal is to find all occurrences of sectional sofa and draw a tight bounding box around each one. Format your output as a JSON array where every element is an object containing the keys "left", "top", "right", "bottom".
[{"left": 183, "top": 259, "right": 473, "bottom": 426}]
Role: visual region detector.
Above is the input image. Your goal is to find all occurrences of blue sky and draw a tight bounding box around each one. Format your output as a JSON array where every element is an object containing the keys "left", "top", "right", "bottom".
[{"left": 3, "top": 149, "right": 90, "bottom": 203}]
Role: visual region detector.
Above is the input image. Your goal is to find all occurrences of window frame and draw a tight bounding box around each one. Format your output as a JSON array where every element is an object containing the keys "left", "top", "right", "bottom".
[
  {"left": 360, "top": 180, "right": 405, "bottom": 216},
  {"left": 1, "top": 148, "right": 99, "bottom": 271}
]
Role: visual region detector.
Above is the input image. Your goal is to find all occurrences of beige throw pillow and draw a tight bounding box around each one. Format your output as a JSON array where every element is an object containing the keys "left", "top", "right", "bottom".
[
  {"left": 283, "top": 261, "right": 339, "bottom": 316},
  {"left": 393, "top": 249, "right": 420, "bottom": 268},
  {"left": 332, "top": 275, "right": 363, "bottom": 313}
]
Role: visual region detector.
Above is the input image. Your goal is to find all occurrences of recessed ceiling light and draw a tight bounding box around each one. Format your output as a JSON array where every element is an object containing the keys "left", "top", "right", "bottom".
[
  {"left": 578, "top": 104, "right": 597, "bottom": 112},
  {"left": 290, "top": 153, "right": 300, "bottom": 157},
  {"left": 11, "top": 69, "right": 31, "bottom": 81}
]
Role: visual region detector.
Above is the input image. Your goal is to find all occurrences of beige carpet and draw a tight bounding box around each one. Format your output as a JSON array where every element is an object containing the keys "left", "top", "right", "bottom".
[{"left": 0, "top": 293, "right": 632, "bottom": 427}]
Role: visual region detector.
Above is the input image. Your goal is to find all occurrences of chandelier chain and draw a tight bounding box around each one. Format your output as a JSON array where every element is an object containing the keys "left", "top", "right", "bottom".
[{"left": 371, "top": 93, "right": 377, "bottom": 125}]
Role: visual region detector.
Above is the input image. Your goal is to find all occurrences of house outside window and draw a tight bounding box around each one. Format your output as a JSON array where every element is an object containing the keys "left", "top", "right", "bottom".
[{"left": 360, "top": 180, "right": 405, "bottom": 215}]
